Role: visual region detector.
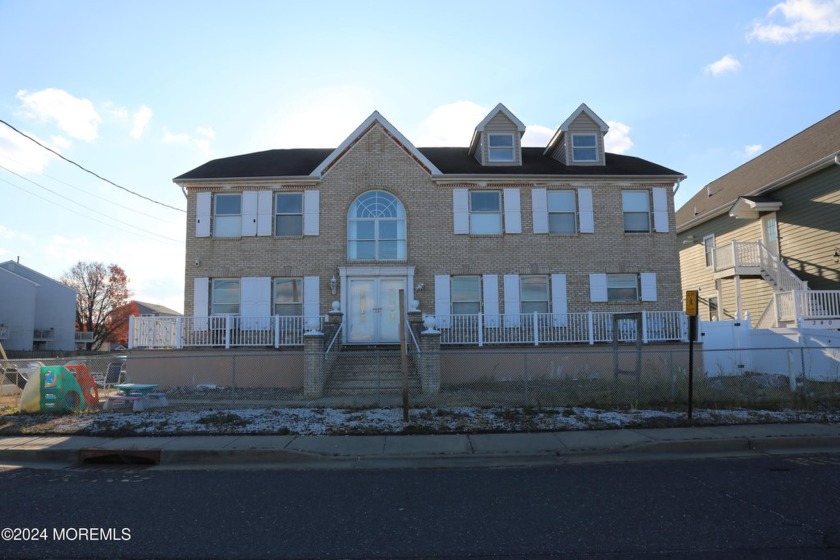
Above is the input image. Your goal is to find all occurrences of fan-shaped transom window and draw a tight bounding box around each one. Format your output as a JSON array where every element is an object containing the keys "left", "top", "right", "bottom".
[{"left": 348, "top": 191, "right": 406, "bottom": 260}]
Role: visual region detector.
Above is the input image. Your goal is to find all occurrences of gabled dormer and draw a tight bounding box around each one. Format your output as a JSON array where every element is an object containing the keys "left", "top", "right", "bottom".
[
  {"left": 468, "top": 103, "right": 526, "bottom": 166},
  {"left": 544, "top": 103, "right": 610, "bottom": 166}
]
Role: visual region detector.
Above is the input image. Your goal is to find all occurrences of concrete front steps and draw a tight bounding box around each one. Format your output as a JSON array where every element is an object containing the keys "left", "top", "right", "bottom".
[{"left": 325, "top": 350, "right": 421, "bottom": 396}]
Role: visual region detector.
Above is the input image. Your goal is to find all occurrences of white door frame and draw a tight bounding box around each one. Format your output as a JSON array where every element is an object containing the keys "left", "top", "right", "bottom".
[{"left": 339, "top": 266, "right": 415, "bottom": 344}]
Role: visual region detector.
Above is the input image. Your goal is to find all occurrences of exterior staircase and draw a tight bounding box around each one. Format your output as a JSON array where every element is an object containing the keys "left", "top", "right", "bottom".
[{"left": 324, "top": 349, "right": 421, "bottom": 396}]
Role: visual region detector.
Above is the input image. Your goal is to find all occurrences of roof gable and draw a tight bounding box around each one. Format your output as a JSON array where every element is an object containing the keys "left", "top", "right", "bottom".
[
  {"left": 468, "top": 103, "right": 526, "bottom": 156},
  {"left": 544, "top": 103, "right": 609, "bottom": 156},
  {"left": 0, "top": 261, "right": 74, "bottom": 293},
  {"left": 311, "top": 111, "right": 441, "bottom": 177}
]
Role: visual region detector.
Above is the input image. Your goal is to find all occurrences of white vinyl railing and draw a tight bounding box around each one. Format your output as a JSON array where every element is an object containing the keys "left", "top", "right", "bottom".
[
  {"left": 713, "top": 241, "right": 807, "bottom": 292},
  {"left": 129, "top": 315, "right": 323, "bottom": 349},
  {"left": 437, "top": 311, "right": 687, "bottom": 346},
  {"left": 761, "top": 290, "right": 840, "bottom": 327}
]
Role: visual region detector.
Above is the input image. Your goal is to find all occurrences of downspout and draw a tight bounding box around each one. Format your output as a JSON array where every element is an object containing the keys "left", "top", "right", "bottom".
[{"left": 672, "top": 176, "right": 685, "bottom": 194}]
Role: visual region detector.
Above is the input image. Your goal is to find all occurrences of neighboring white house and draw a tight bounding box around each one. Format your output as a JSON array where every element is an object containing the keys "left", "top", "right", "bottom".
[{"left": 0, "top": 261, "right": 76, "bottom": 352}]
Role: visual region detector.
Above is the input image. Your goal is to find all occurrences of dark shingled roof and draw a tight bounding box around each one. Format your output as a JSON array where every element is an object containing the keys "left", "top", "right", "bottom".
[
  {"left": 676, "top": 109, "right": 840, "bottom": 229},
  {"left": 175, "top": 147, "right": 682, "bottom": 181}
]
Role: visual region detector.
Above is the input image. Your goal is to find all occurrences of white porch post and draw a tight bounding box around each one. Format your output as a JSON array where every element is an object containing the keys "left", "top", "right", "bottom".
[
  {"left": 176, "top": 317, "right": 183, "bottom": 349},
  {"left": 128, "top": 316, "right": 135, "bottom": 349},
  {"left": 735, "top": 276, "right": 743, "bottom": 320}
]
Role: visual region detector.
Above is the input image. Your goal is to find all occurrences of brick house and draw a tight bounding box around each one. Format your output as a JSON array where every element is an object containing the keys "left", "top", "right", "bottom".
[{"left": 142, "top": 103, "right": 686, "bottom": 350}]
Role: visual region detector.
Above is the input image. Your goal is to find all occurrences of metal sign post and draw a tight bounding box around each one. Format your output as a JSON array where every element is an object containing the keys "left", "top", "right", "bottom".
[{"left": 686, "top": 290, "right": 698, "bottom": 420}]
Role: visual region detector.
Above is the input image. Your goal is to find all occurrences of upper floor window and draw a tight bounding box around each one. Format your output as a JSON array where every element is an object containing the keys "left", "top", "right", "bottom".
[
  {"left": 488, "top": 134, "right": 515, "bottom": 162},
  {"left": 470, "top": 191, "right": 502, "bottom": 234},
  {"left": 547, "top": 191, "right": 577, "bottom": 234},
  {"left": 520, "top": 275, "right": 550, "bottom": 313},
  {"left": 607, "top": 274, "right": 638, "bottom": 302},
  {"left": 348, "top": 191, "right": 406, "bottom": 261},
  {"left": 451, "top": 276, "right": 481, "bottom": 314},
  {"left": 703, "top": 235, "right": 715, "bottom": 268},
  {"left": 572, "top": 134, "right": 597, "bottom": 162},
  {"left": 622, "top": 191, "right": 651, "bottom": 233},
  {"left": 275, "top": 193, "right": 303, "bottom": 237},
  {"left": 211, "top": 278, "right": 240, "bottom": 315},
  {"left": 273, "top": 278, "right": 302, "bottom": 316},
  {"left": 214, "top": 194, "right": 241, "bottom": 237}
]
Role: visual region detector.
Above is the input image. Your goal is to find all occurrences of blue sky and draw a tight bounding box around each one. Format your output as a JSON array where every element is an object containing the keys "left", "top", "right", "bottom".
[{"left": 1, "top": 0, "right": 838, "bottom": 313}]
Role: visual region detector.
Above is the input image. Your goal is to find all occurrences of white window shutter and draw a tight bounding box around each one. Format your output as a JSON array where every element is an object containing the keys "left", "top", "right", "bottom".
[
  {"left": 241, "top": 191, "right": 259, "bottom": 237},
  {"left": 503, "top": 274, "right": 521, "bottom": 327},
  {"left": 240, "top": 277, "right": 271, "bottom": 328},
  {"left": 193, "top": 277, "right": 209, "bottom": 331},
  {"left": 641, "top": 272, "right": 657, "bottom": 301},
  {"left": 257, "top": 191, "right": 273, "bottom": 236},
  {"left": 653, "top": 187, "right": 669, "bottom": 233},
  {"left": 453, "top": 189, "right": 469, "bottom": 234},
  {"left": 503, "top": 188, "right": 521, "bottom": 234},
  {"left": 303, "top": 276, "right": 320, "bottom": 322},
  {"left": 434, "top": 275, "right": 451, "bottom": 328},
  {"left": 578, "top": 188, "right": 594, "bottom": 233},
  {"left": 304, "top": 190, "right": 320, "bottom": 236},
  {"left": 551, "top": 274, "right": 568, "bottom": 327},
  {"left": 532, "top": 188, "right": 548, "bottom": 234},
  {"left": 482, "top": 274, "right": 500, "bottom": 327},
  {"left": 589, "top": 273, "right": 608, "bottom": 302},
  {"left": 196, "top": 192, "right": 211, "bottom": 238}
]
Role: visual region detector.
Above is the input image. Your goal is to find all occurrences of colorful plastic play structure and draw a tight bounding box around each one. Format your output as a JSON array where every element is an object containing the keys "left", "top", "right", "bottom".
[{"left": 18, "top": 364, "right": 99, "bottom": 413}]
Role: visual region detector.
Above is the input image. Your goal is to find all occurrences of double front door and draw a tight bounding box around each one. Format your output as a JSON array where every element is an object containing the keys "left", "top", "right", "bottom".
[{"left": 346, "top": 277, "right": 406, "bottom": 344}]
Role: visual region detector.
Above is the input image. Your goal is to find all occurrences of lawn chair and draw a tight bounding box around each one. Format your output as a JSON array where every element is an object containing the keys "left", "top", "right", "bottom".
[
  {"left": 97, "top": 361, "right": 127, "bottom": 391},
  {"left": 1, "top": 364, "right": 28, "bottom": 390}
]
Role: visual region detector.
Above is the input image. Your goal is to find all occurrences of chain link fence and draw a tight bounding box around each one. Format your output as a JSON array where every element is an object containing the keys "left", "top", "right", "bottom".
[{"left": 5, "top": 344, "right": 838, "bottom": 413}]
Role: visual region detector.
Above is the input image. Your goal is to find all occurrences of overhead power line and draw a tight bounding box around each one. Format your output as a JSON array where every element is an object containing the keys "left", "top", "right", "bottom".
[{"left": 0, "top": 118, "right": 185, "bottom": 213}]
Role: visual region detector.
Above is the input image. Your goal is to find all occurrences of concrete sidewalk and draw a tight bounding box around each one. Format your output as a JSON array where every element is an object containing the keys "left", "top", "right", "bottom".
[{"left": 2, "top": 423, "right": 840, "bottom": 468}]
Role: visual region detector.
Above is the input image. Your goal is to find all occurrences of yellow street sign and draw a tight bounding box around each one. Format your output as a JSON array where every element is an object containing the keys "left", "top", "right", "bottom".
[{"left": 685, "top": 290, "right": 698, "bottom": 317}]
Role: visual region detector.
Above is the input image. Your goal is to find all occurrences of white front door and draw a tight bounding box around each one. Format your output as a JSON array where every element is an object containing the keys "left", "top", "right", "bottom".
[{"left": 347, "top": 277, "right": 406, "bottom": 343}]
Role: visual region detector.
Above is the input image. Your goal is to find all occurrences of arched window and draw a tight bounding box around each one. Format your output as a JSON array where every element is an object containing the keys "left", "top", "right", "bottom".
[{"left": 348, "top": 191, "right": 406, "bottom": 260}]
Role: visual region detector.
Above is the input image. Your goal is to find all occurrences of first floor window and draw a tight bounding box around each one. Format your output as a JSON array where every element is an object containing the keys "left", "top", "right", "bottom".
[
  {"left": 273, "top": 278, "right": 302, "bottom": 316},
  {"left": 211, "top": 279, "right": 240, "bottom": 314},
  {"left": 623, "top": 191, "right": 651, "bottom": 233},
  {"left": 607, "top": 274, "right": 639, "bottom": 302},
  {"left": 214, "top": 193, "right": 241, "bottom": 237},
  {"left": 470, "top": 191, "right": 502, "bottom": 234},
  {"left": 521, "top": 275, "right": 549, "bottom": 313},
  {"left": 708, "top": 296, "right": 719, "bottom": 321},
  {"left": 548, "top": 190, "right": 577, "bottom": 234},
  {"left": 275, "top": 193, "right": 303, "bottom": 236},
  {"left": 451, "top": 276, "right": 481, "bottom": 314}
]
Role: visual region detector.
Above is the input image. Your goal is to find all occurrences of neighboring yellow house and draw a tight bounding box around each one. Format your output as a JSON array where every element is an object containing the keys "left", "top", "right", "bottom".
[{"left": 676, "top": 110, "right": 840, "bottom": 328}]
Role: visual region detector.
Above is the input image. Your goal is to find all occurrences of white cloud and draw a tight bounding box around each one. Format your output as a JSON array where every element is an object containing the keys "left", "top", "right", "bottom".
[
  {"left": 743, "top": 144, "right": 763, "bottom": 157},
  {"left": 162, "top": 126, "right": 215, "bottom": 155},
  {"left": 414, "top": 101, "right": 489, "bottom": 146},
  {"left": 0, "top": 125, "right": 56, "bottom": 174},
  {"left": 705, "top": 54, "right": 742, "bottom": 76},
  {"left": 748, "top": 0, "right": 840, "bottom": 43},
  {"left": 521, "top": 124, "right": 554, "bottom": 147},
  {"left": 131, "top": 106, "right": 153, "bottom": 139},
  {"left": 605, "top": 121, "right": 634, "bottom": 154},
  {"left": 16, "top": 88, "right": 101, "bottom": 141}
]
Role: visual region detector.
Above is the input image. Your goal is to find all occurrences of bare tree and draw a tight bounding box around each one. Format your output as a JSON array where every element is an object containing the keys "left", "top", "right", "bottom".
[{"left": 61, "top": 262, "right": 131, "bottom": 351}]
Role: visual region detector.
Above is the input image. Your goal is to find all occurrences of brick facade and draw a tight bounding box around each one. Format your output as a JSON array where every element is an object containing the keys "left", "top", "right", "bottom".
[{"left": 178, "top": 105, "right": 684, "bottom": 344}]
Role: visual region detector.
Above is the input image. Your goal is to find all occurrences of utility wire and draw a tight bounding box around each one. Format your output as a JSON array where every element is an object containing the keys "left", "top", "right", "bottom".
[
  {"left": 0, "top": 173, "right": 182, "bottom": 244},
  {"left": 0, "top": 153, "right": 178, "bottom": 223},
  {"left": 0, "top": 118, "right": 185, "bottom": 213}
]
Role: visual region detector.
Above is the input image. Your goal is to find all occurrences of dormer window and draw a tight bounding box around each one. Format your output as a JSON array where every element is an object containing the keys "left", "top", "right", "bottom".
[
  {"left": 572, "top": 134, "right": 597, "bottom": 162},
  {"left": 488, "top": 134, "right": 515, "bottom": 162}
]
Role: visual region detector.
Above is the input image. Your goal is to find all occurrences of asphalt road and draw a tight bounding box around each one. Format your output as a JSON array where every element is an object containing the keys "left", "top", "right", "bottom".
[{"left": 1, "top": 454, "right": 839, "bottom": 559}]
